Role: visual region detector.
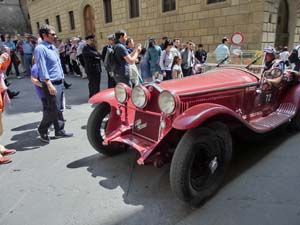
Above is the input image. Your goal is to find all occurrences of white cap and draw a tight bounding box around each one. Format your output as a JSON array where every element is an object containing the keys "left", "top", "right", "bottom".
[{"left": 264, "top": 46, "right": 276, "bottom": 54}]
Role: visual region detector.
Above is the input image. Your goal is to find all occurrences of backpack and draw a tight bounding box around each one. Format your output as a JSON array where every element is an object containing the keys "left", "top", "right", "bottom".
[
  {"left": 288, "top": 47, "right": 300, "bottom": 63},
  {"left": 104, "top": 46, "right": 118, "bottom": 73}
]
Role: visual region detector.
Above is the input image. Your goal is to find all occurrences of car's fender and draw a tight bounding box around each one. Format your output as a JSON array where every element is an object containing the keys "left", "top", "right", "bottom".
[
  {"left": 88, "top": 88, "right": 118, "bottom": 107},
  {"left": 173, "top": 103, "right": 243, "bottom": 130}
]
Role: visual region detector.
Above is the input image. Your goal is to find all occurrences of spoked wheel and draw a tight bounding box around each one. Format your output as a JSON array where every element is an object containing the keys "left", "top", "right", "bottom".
[
  {"left": 87, "top": 103, "right": 127, "bottom": 156},
  {"left": 170, "top": 122, "right": 232, "bottom": 206}
]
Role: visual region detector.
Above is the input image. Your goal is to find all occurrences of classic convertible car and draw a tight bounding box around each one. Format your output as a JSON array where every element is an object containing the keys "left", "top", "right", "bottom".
[{"left": 86, "top": 57, "right": 300, "bottom": 206}]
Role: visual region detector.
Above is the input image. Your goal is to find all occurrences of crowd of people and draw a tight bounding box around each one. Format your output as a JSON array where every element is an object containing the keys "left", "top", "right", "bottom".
[
  {"left": 100, "top": 30, "right": 209, "bottom": 87},
  {"left": 2, "top": 24, "right": 300, "bottom": 165},
  {"left": 0, "top": 29, "right": 235, "bottom": 105}
]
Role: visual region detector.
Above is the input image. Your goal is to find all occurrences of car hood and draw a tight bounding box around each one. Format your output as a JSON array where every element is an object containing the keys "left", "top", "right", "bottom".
[{"left": 159, "top": 68, "right": 259, "bottom": 95}]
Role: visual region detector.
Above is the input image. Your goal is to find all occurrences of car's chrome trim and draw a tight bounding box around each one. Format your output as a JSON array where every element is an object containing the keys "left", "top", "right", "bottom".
[
  {"left": 149, "top": 83, "right": 164, "bottom": 93},
  {"left": 178, "top": 82, "right": 259, "bottom": 97}
]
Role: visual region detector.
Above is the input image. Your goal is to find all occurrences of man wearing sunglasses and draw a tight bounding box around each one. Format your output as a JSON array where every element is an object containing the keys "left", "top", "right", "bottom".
[{"left": 34, "top": 24, "right": 73, "bottom": 143}]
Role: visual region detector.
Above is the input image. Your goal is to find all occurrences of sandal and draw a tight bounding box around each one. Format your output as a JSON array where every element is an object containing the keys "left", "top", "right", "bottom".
[
  {"left": 0, "top": 156, "right": 12, "bottom": 164},
  {"left": 1, "top": 149, "right": 16, "bottom": 156}
]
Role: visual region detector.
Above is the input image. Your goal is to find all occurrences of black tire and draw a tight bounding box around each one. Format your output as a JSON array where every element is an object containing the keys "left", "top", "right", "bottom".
[
  {"left": 291, "top": 110, "right": 300, "bottom": 130},
  {"left": 87, "top": 103, "right": 127, "bottom": 156},
  {"left": 170, "top": 122, "right": 232, "bottom": 206}
]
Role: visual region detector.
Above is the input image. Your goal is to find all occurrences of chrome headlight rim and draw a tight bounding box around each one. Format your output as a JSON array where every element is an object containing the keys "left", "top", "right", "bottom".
[
  {"left": 270, "top": 67, "right": 283, "bottom": 78},
  {"left": 158, "top": 90, "right": 178, "bottom": 115},
  {"left": 131, "top": 85, "right": 150, "bottom": 109},
  {"left": 114, "top": 83, "right": 130, "bottom": 104}
]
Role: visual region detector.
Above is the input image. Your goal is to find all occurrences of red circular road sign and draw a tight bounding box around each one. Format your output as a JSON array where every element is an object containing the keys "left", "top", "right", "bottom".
[{"left": 230, "top": 32, "right": 245, "bottom": 45}]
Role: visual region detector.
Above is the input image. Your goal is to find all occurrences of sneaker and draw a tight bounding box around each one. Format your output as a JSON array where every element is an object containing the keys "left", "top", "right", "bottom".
[
  {"left": 54, "top": 131, "right": 73, "bottom": 139},
  {"left": 8, "top": 91, "right": 20, "bottom": 99},
  {"left": 4, "top": 79, "right": 11, "bottom": 87},
  {"left": 64, "top": 83, "right": 72, "bottom": 89},
  {"left": 37, "top": 130, "right": 50, "bottom": 143}
]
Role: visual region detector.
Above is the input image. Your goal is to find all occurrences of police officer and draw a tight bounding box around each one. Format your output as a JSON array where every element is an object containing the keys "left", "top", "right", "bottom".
[{"left": 82, "top": 35, "right": 101, "bottom": 98}]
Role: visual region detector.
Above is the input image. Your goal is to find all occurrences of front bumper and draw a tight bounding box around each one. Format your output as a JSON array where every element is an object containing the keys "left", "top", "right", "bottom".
[{"left": 103, "top": 124, "right": 161, "bottom": 165}]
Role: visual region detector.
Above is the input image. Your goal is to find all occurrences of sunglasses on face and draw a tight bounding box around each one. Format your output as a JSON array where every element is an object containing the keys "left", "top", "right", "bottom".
[{"left": 49, "top": 33, "right": 57, "bottom": 36}]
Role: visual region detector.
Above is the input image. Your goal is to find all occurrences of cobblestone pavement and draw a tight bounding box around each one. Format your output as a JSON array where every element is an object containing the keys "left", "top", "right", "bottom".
[{"left": 0, "top": 72, "right": 300, "bottom": 225}]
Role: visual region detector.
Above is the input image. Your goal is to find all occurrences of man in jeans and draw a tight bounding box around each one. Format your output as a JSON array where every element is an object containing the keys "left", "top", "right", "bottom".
[
  {"left": 34, "top": 24, "right": 73, "bottom": 143},
  {"left": 22, "top": 33, "right": 34, "bottom": 77},
  {"left": 102, "top": 34, "right": 116, "bottom": 88},
  {"left": 113, "top": 30, "right": 141, "bottom": 86},
  {"left": 3, "top": 34, "right": 21, "bottom": 79},
  {"left": 181, "top": 41, "right": 195, "bottom": 77}
]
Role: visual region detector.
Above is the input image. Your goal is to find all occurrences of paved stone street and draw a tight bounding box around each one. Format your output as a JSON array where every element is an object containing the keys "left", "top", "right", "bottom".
[{"left": 1, "top": 72, "right": 300, "bottom": 225}]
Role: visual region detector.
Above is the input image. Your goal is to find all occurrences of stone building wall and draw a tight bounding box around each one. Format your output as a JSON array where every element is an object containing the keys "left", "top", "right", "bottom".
[
  {"left": 0, "top": 0, "right": 31, "bottom": 34},
  {"left": 27, "top": 0, "right": 300, "bottom": 51},
  {"left": 262, "top": 0, "right": 299, "bottom": 49}
]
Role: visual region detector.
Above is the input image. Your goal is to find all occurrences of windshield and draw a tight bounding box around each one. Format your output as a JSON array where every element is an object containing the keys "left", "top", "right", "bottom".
[{"left": 199, "top": 50, "right": 264, "bottom": 77}]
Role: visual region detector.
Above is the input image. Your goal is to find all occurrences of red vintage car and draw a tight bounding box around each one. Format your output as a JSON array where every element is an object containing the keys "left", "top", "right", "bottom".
[{"left": 87, "top": 59, "right": 300, "bottom": 206}]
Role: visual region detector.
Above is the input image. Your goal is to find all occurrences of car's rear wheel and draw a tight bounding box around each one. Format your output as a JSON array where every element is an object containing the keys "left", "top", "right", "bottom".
[
  {"left": 170, "top": 122, "right": 232, "bottom": 206},
  {"left": 291, "top": 109, "right": 300, "bottom": 130},
  {"left": 87, "top": 103, "right": 127, "bottom": 156}
]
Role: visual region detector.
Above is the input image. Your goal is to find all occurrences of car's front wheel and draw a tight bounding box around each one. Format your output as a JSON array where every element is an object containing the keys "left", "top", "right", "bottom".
[
  {"left": 87, "top": 103, "right": 127, "bottom": 156},
  {"left": 170, "top": 122, "right": 232, "bottom": 206}
]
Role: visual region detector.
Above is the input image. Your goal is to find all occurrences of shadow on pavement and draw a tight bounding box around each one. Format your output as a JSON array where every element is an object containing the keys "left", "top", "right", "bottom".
[
  {"left": 11, "top": 121, "right": 40, "bottom": 132},
  {"left": 67, "top": 150, "right": 195, "bottom": 225},
  {"left": 225, "top": 127, "right": 297, "bottom": 184},
  {"left": 66, "top": 126, "right": 299, "bottom": 225},
  {"left": 5, "top": 129, "right": 48, "bottom": 151}
]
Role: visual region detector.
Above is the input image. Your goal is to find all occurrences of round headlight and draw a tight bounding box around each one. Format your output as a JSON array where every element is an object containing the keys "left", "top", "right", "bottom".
[
  {"left": 158, "top": 91, "right": 177, "bottom": 114},
  {"left": 132, "top": 86, "right": 149, "bottom": 108},
  {"left": 270, "top": 68, "right": 282, "bottom": 78},
  {"left": 115, "top": 83, "right": 129, "bottom": 104}
]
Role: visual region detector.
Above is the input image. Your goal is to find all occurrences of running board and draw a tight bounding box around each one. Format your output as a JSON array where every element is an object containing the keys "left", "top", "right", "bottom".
[{"left": 250, "top": 103, "right": 297, "bottom": 131}]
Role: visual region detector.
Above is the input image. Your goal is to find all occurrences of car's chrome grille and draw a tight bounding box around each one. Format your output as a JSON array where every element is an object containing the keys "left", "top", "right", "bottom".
[{"left": 132, "top": 110, "right": 161, "bottom": 142}]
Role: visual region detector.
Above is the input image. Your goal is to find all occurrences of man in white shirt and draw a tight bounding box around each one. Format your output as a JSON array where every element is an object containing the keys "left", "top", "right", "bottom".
[
  {"left": 279, "top": 46, "right": 290, "bottom": 68},
  {"left": 214, "top": 37, "right": 230, "bottom": 63},
  {"left": 76, "top": 37, "right": 86, "bottom": 67}
]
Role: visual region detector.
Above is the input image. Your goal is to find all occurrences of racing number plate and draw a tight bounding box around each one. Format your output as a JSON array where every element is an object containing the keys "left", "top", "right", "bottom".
[{"left": 132, "top": 111, "right": 161, "bottom": 142}]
